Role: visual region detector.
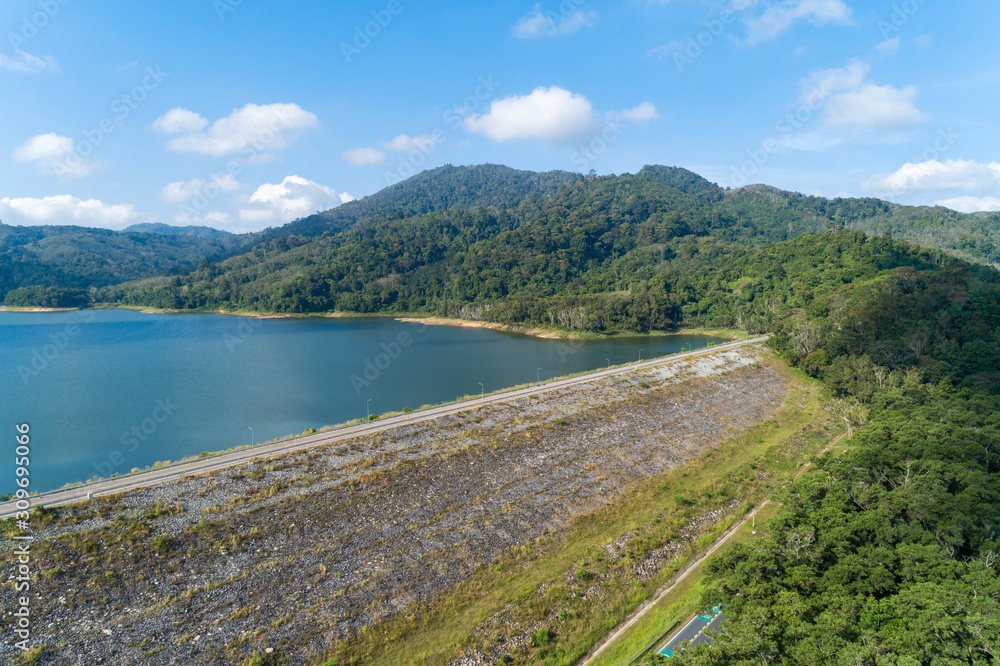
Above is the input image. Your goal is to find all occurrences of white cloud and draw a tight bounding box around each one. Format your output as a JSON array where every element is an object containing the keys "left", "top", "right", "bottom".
[
  {"left": 915, "top": 35, "right": 934, "bottom": 49},
  {"left": 866, "top": 159, "right": 1000, "bottom": 214},
  {"left": 155, "top": 103, "right": 319, "bottom": 157},
  {"left": 159, "top": 174, "right": 242, "bottom": 203},
  {"left": 743, "top": 0, "right": 852, "bottom": 44},
  {"left": 866, "top": 160, "right": 1000, "bottom": 195},
  {"left": 464, "top": 87, "right": 655, "bottom": 143},
  {"left": 773, "top": 129, "right": 849, "bottom": 151},
  {"left": 619, "top": 102, "right": 660, "bottom": 122},
  {"left": 0, "top": 51, "right": 58, "bottom": 73},
  {"left": 934, "top": 196, "right": 1000, "bottom": 213},
  {"left": 646, "top": 40, "right": 684, "bottom": 59},
  {"left": 343, "top": 147, "right": 386, "bottom": 166},
  {"left": 172, "top": 210, "right": 236, "bottom": 230},
  {"left": 876, "top": 37, "right": 900, "bottom": 57},
  {"left": 779, "top": 60, "right": 927, "bottom": 150},
  {"left": 345, "top": 134, "right": 445, "bottom": 168},
  {"left": 512, "top": 4, "right": 596, "bottom": 38},
  {"left": 12, "top": 133, "right": 74, "bottom": 163},
  {"left": 0, "top": 195, "right": 144, "bottom": 229},
  {"left": 934, "top": 197, "right": 1000, "bottom": 213},
  {"left": 465, "top": 87, "right": 597, "bottom": 142},
  {"left": 203, "top": 211, "right": 235, "bottom": 226},
  {"left": 11, "top": 133, "right": 99, "bottom": 179},
  {"left": 238, "top": 176, "right": 352, "bottom": 226},
  {"left": 151, "top": 108, "right": 209, "bottom": 134},
  {"left": 383, "top": 134, "right": 439, "bottom": 153},
  {"left": 823, "top": 84, "right": 927, "bottom": 129},
  {"left": 799, "top": 59, "right": 869, "bottom": 105}
]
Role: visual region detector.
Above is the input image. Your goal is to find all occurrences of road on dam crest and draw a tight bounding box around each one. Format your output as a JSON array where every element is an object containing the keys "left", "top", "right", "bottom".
[{"left": 1, "top": 336, "right": 770, "bottom": 519}]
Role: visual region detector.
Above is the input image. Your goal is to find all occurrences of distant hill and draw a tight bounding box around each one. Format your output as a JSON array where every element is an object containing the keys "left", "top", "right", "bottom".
[
  {"left": 257, "top": 163, "right": 583, "bottom": 240},
  {"left": 637, "top": 164, "right": 724, "bottom": 203},
  {"left": 723, "top": 185, "right": 1000, "bottom": 267},
  {"left": 9, "top": 163, "right": 1000, "bottom": 313},
  {"left": 97, "top": 166, "right": 732, "bottom": 316},
  {"left": 0, "top": 222, "right": 251, "bottom": 306},
  {"left": 123, "top": 223, "right": 234, "bottom": 240}
]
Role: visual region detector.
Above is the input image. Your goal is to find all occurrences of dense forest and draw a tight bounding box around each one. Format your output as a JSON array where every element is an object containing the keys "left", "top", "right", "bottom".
[
  {"left": 662, "top": 236, "right": 1000, "bottom": 664},
  {"left": 94, "top": 165, "right": 998, "bottom": 334},
  {"left": 7, "top": 165, "right": 1000, "bottom": 318},
  {"left": 0, "top": 222, "right": 249, "bottom": 306},
  {"left": 6, "top": 164, "right": 1000, "bottom": 661}
]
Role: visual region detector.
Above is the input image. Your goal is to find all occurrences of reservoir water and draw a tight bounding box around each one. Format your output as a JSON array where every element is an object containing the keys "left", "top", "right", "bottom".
[{"left": 0, "top": 310, "right": 727, "bottom": 494}]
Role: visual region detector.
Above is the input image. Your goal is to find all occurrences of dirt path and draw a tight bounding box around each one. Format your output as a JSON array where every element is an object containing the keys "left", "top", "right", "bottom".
[
  {"left": 578, "top": 500, "right": 771, "bottom": 665},
  {"left": 0, "top": 336, "right": 769, "bottom": 518},
  {"left": 578, "top": 429, "right": 846, "bottom": 665}
]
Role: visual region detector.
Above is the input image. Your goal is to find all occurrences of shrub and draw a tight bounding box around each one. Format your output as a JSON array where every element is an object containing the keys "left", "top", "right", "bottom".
[
  {"left": 151, "top": 535, "right": 173, "bottom": 555},
  {"left": 533, "top": 628, "right": 553, "bottom": 646}
]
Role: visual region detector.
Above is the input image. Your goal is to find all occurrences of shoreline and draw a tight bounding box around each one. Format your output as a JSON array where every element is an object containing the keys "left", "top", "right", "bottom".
[
  {"left": 0, "top": 306, "right": 75, "bottom": 313},
  {"left": 394, "top": 316, "right": 747, "bottom": 341},
  {"left": 1, "top": 341, "right": 793, "bottom": 665},
  {"left": 394, "top": 316, "right": 574, "bottom": 339},
  {"left": 1, "top": 303, "right": 746, "bottom": 342},
  {"left": 22, "top": 336, "right": 766, "bottom": 499}
]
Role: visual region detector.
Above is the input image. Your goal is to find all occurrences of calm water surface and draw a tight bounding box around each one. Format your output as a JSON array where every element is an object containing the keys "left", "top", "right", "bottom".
[{"left": 0, "top": 310, "right": 726, "bottom": 493}]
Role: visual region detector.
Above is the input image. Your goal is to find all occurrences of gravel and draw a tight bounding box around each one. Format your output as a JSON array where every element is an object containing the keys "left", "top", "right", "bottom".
[{"left": 0, "top": 345, "right": 786, "bottom": 665}]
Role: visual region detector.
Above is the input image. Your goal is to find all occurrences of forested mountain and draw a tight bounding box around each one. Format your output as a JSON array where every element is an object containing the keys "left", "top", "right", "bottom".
[
  {"left": 665, "top": 233, "right": 1000, "bottom": 665},
  {"left": 0, "top": 223, "right": 250, "bottom": 307},
  {"left": 259, "top": 163, "right": 583, "bottom": 240},
  {"left": 123, "top": 223, "right": 235, "bottom": 239},
  {"left": 99, "top": 170, "right": 734, "bottom": 316},
  {"left": 10, "top": 164, "right": 1000, "bottom": 661},
  {"left": 96, "top": 165, "right": 1000, "bottom": 326},
  {"left": 721, "top": 185, "right": 1000, "bottom": 266},
  {"left": 8, "top": 164, "right": 1000, "bottom": 316}
]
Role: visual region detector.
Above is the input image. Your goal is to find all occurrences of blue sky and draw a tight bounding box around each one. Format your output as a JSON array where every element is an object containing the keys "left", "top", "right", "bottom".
[{"left": 1, "top": 0, "right": 998, "bottom": 233}]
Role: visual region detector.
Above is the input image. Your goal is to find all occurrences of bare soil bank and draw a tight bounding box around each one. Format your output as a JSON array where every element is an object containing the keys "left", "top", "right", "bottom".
[{"left": 1, "top": 346, "right": 787, "bottom": 664}]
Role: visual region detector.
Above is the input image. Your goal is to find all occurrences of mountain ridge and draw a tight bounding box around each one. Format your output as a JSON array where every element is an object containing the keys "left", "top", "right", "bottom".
[{"left": 6, "top": 163, "right": 1000, "bottom": 309}]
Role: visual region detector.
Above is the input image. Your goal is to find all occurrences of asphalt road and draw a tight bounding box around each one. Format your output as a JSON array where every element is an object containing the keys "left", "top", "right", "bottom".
[
  {"left": 1, "top": 335, "right": 769, "bottom": 519},
  {"left": 692, "top": 613, "right": 725, "bottom": 647},
  {"left": 659, "top": 610, "right": 725, "bottom": 656}
]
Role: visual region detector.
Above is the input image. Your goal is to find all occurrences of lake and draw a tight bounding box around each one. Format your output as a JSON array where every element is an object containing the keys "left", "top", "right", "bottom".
[{"left": 0, "top": 310, "right": 727, "bottom": 493}]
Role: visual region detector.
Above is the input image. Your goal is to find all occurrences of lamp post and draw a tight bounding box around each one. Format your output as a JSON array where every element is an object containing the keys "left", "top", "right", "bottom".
[
  {"left": 478, "top": 382, "right": 484, "bottom": 401},
  {"left": 537, "top": 367, "right": 543, "bottom": 383},
  {"left": 639, "top": 349, "right": 645, "bottom": 362},
  {"left": 366, "top": 398, "right": 372, "bottom": 422},
  {"left": 247, "top": 426, "right": 254, "bottom": 448},
  {"left": 605, "top": 357, "right": 611, "bottom": 370}
]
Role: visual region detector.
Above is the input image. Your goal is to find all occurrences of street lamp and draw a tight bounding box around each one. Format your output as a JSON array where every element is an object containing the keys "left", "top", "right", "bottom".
[
  {"left": 247, "top": 426, "right": 254, "bottom": 448},
  {"left": 478, "top": 381, "right": 484, "bottom": 401},
  {"left": 366, "top": 398, "right": 372, "bottom": 422},
  {"left": 639, "top": 349, "right": 645, "bottom": 362},
  {"left": 605, "top": 357, "right": 611, "bottom": 370},
  {"left": 537, "top": 367, "right": 543, "bottom": 383}
]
